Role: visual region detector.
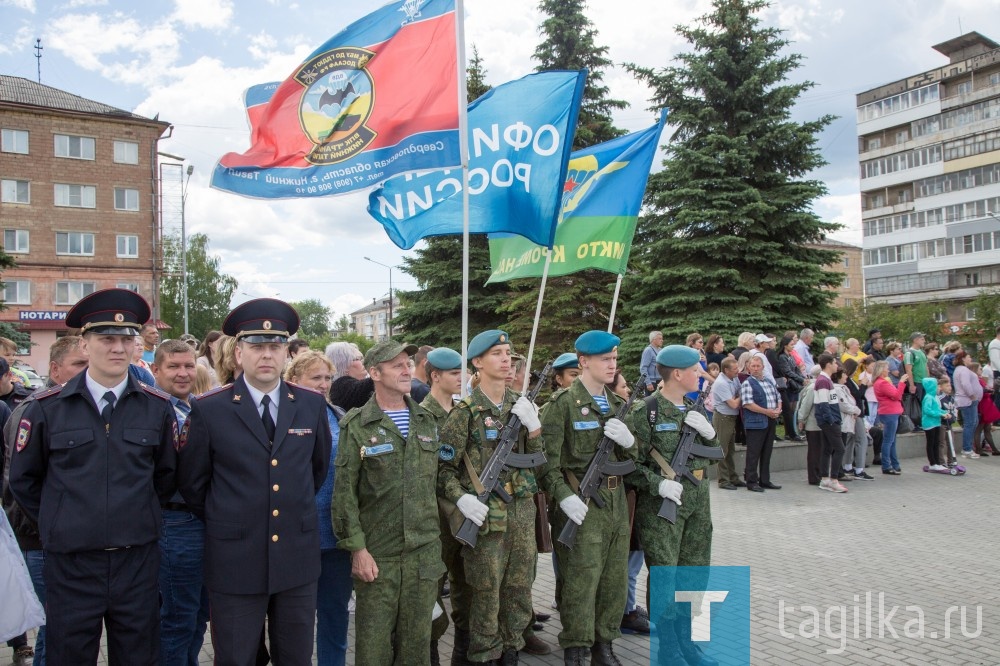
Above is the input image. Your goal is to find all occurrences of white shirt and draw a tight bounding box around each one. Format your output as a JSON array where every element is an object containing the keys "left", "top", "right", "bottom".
[
  {"left": 243, "top": 380, "right": 281, "bottom": 423},
  {"left": 85, "top": 371, "right": 129, "bottom": 412}
]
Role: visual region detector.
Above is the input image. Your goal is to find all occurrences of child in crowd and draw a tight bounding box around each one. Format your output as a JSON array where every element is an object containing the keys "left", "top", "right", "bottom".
[
  {"left": 973, "top": 362, "right": 999, "bottom": 455},
  {"left": 861, "top": 357, "right": 878, "bottom": 426},
  {"left": 704, "top": 362, "right": 721, "bottom": 422},
  {"left": 832, "top": 369, "right": 860, "bottom": 482},
  {"left": 921, "top": 377, "right": 947, "bottom": 470},
  {"left": 938, "top": 377, "right": 958, "bottom": 467}
]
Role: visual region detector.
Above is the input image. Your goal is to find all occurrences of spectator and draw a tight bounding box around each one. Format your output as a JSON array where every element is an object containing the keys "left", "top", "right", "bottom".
[
  {"left": 735, "top": 351, "right": 754, "bottom": 381},
  {"left": 751, "top": 334, "right": 776, "bottom": 382},
  {"left": 325, "top": 341, "right": 374, "bottom": 411},
  {"left": 794, "top": 328, "right": 816, "bottom": 375},
  {"left": 409, "top": 345, "right": 434, "bottom": 402},
  {"left": 139, "top": 322, "right": 159, "bottom": 363},
  {"left": 710, "top": 358, "right": 744, "bottom": 490},
  {"left": 920, "top": 375, "right": 948, "bottom": 471},
  {"left": 774, "top": 333, "right": 806, "bottom": 441},
  {"left": 840, "top": 338, "right": 867, "bottom": 382},
  {"left": 685, "top": 332, "right": 714, "bottom": 401},
  {"left": 730, "top": 332, "right": 755, "bottom": 362},
  {"left": 796, "top": 366, "right": 824, "bottom": 485},
  {"left": 214, "top": 335, "right": 240, "bottom": 385},
  {"left": 740, "top": 355, "right": 781, "bottom": 492},
  {"left": 640, "top": 331, "right": 663, "bottom": 395},
  {"left": 0, "top": 337, "right": 29, "bottom": 385},
  {"left": 868, "top": 336, "right": 887, "bottom": 362},
  {"left": 904, "top": 333, "right": 928, "bottom": 407},
  {"left": 873, "top": 360, "right": 910, "bottom": 475},
  {"left": 197, "top": 330, "right": 223, "bottom": 388},
  {"left": 179, "top": 333, "right": 199, "bottom": 350},
  {"left": 841, "top": 359, "right": 873, "bottom": 480},
  {"left": 859, "top": 357, "right": 879, "bottom": 426},
  {"left": 287, "top": 338, "right": 311, "bottom": 359},
  {"left": 974, "top": 362, "right": 999, "bottom": 455},
  {"left": 823, "top": 336, "right": 840, "bottom": 358},
  {"left": 988, "top": 326, "right": 1000, "bottom": 383},
  {"left": 193, "top": 364, "right": 212, "bottom": 396},
  {"left": 813, "top": 354, "right": 847, "bottom": 493},
  {"left": 886, "top": 342, "right": 904, "bottom": 386},
  {"left": 941, "top": 340, "right": 962, "bottom": 383},
  {"left": 925, "top": 342, "right": 946, "bottom": 380},
  {"left": 862, "top": 328, "right": 881, "bottom": 355},
  {"left": 952, "top": 349, "right": 983, "bottom": 458},
  {"left": 132, "top": 334, "right": 152, "bottom": 372},
  {"left": 705, "top": 334, "right": 729, "bottom": 367}
]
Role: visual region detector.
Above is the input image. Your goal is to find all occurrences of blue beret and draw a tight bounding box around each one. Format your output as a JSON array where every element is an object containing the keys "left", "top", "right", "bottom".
[
  {"left": 574, "top": 330, "right": 620, "bottom": 356},
  {"left": 553, "top": 352, "right": 579, "bottom": 369},
  {"left": 426, "top": 347, "right": 463, "bottom": 370},
  {"left": 656, "top": 344, "right": 700, "bottom": 368},
  {"left": 468, "top": 329, "right": 510, "bottom": 360}
]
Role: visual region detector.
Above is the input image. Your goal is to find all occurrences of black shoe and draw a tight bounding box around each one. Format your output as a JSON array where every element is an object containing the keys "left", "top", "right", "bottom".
[
  {"left": 881, "top": 469, "right": 899, "bottom": 475},
  {"left": 746, "top": 485, "right": 765, "bottom": 492},
  {"left": 854, "top": 471, "right": 875, "bottom": 480},
  {"left": 500, "top": 649, "right": 519, "bottom": 665},
  {"left": 872, "top": 456, "right": 881, "bottom": 465},
  {"left": 621, "top": 608, "right": 651, "bottom": 634},
  {"left": 431, "top": 640, "right": 442, "bottom": 666},
  {"left": 521, "top": 634, "right": 552, "bottom": 655},
  {"left": 789, "top": 436, "right": 805, "bottom": 442},
  {"left": 760, "top": 482, "right": 782, "bottom": 490},
  {"left": 532, "top": 622, "right": 543, "bottom": 631},
  {"left": 534, "top": 611, "right": 551, "bottom": 622},
  {"left": 733, "top": 480, "right": 747, "bottom": 487},
  {"left": 452, "top": 628, "right": 473, "bottom": 666},
  {"left": 718, "top": 482, "right": 738, "bottom": 490},
  {"left": 590, "top": 642, "right": 623, "bottom": 666},
  {"left": 563, "top": 646, "right": 588, "bottom": 666}
]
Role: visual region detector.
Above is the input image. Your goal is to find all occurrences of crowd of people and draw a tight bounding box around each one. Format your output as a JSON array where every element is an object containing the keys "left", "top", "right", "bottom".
[{"left": 3, "top": 288, "right": 998, "bottom": 666}]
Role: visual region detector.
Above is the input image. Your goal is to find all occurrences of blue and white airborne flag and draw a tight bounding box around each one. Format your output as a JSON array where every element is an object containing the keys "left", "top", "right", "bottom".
[{"left": 367, "top": 70, "right": 587, "bottom": 249}]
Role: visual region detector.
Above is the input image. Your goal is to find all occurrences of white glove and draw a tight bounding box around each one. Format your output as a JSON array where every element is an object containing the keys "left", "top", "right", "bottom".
[
  {"left": 432, "top": 602, "right": 444, "bottom": 620},
  {"left": 603, "top": 418, "right": 635, "bottom": 449},
  {"left": 511, "top": 396, "right": 541, "bottom": 432},
  {"left": 658, "top": 479, "right": 683, "bottom": 506},
  {"left": 456, "top": 494, "right": 489, "bottom": 526},
  {"left": 684, "top": 411, "right": 716, "bottom": 440},
  {"left": 559, "top": 494, "right": 589, "bottom": 525}
]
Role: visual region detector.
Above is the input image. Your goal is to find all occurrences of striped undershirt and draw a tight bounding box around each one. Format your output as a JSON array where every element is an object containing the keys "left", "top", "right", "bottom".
[
  {"left": 592, "top": 394, "right": 611, "bottom": 414},
  {"left": 384, "top": 409, "right": 410, "bottom": 439}
]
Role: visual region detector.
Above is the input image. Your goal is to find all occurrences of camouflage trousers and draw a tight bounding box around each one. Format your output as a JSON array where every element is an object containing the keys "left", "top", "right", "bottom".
[
  {"left": 354, "top": 543, "right": 444, "bottom": 665},
  {"left": 462, "top": 495, "right": 536, "bottom": 662},
  {"left": 552, "top": 485, "right": 630, "bottom": 648},
  {"left": 432, "top": 510, "right": 471, "bottom": 641}
]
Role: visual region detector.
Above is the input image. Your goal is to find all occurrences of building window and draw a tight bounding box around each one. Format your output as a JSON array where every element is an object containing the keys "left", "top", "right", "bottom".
[
  {"left": 54, "top": 134, "right": 95, "bottom": 160},
  {"left": 966, "top": 307, "right": 977, "bottom": 321},
  {"left": 965, "top": 272, "right": 980, "bottom": 286},
  {"left": 956, "top": 81, "right": 973, "bottom": 96},
  {"left": 54, "top": 184, "right": 96, "bottom": 208},
  {"left": 3, "top": 229, "right": 29, "bottom": 253},
  {"left": 56, "top": 231, "right": 95, "bottom": 256},
  {"left": 842, "top": 277, "right": 851, "bottom": 289},
  {"left": 843, "top": 298, "right": 853, "bottom": 307},
  {"left": 113, "top": 140, "right": 139, "bottom": 164},
  {"left": 2, "top": 280, "right": 30, "bottom": 305},
  {"left": 1, "top": 179, "right": 29, "bottom": 204},
  {"left": 114, "top": 188, "right": 140, "bottom": 211},
  {"left": 867, "top": 137, "right": 881, "bottom": 151},
  {"left": 116, "top": 282, "right": 140, "bottom": 293},
  {"left": 842, "top": 257, "right": 849, "bottom": 268},
  {"left": 895, "top": 130, "right": 909, "bottom": 144},
  {"left": 117, "top": 234, "right": 139, "bottom": 258},
  {"left": 933, "top": 311, "right": 947, "bottom": 323},
  {"left": 1, "top": 128, "right": 28, "bottom": 154},
  {"left": 55, "top": 281, "right": 96, "bottom": 305},
  {"left": 992, "top": 73, "right": 1000, "bottom": 86}
]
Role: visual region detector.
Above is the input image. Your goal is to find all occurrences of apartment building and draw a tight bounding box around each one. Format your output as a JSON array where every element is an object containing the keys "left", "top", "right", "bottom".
[
  {"left": 809, "top": 238, "right": 864, "bottom": 308},
  {"left": 0, "top": 75, "right": 170, "bottom": 371},
  {"left": 858, "top": 32, "right": 1000, "bottom": 325},
  {"left": 349, "top": 296, "right": 399, "bottom": 342}
]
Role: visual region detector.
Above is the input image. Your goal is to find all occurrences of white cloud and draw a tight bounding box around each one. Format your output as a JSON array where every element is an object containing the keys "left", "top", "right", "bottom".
[
  {"left": 65, "top": 0, "right": 109, "bottom": 7},
  {"left": 1, "top": 0, "right": 35, "bottom": 12},
  {"left": 171, "top": 0, "right": 233, "bottom": 30},
  {"left": 247, "top": 31, "right": 280, "bottom": 61}
]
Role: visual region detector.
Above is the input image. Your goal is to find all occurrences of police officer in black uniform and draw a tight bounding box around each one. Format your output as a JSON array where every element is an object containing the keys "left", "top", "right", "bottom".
[
  {"left": 177, "top": 298, "right": 331, "bottom": 666},
  {"left": 8, "top": 288, "right": 179, "bottom": 665},
  {"left": 0, "top": 357, "right": 34, "bottom": 410}
]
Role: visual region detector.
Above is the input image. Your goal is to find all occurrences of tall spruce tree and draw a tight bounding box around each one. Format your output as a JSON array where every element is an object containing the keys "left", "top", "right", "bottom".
[
  {"left": 499, "top": 0, "right": 630, "bottom": 361},
  {"left": 392, "top": 46, "right": 509, "bottom": 349},
  {"left": 620, "top": 0, "right": 842, "bottom": 361}
]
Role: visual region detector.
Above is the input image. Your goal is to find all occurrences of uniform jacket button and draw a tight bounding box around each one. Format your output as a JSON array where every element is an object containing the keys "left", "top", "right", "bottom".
[
  {"left": 271, "top": 459, "right": 278, "bottom": 467},
  {"left": 272, "top": 484, "right": 279, "bottom": 491},
  {"left": 272, "top": 534, "right": 279, "bottom": 542},
  {"left": 272, "top": 509, "right": 279, "bottom": 517}
]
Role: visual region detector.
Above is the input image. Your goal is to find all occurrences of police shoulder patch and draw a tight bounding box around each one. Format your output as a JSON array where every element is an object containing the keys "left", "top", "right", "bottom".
[
  {"left": 33, "top": 384, "right": 63, "bottom": 400},
  {"left": 139, "top": 382, "right": 172, "bottom": 401},
  {"left": 196, "top": 383, "right": 233, "bottom": 400},
  {"left": 285, "top": 381, "right": 324, "bottom": 396},
  {"left": 15, "top": 418, "right": 31, "bottom": 452}
]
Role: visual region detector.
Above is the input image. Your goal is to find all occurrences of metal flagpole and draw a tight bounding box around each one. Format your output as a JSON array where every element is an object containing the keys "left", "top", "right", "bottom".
[
  {"left": 607, "top": 273, "right": 623, "bottom": 333},
  {"left": 522, "top": 251, "right": 553, "bottom": 394},
  {"left": 456, "top": 0, "right": 471, "bottom": 397}
]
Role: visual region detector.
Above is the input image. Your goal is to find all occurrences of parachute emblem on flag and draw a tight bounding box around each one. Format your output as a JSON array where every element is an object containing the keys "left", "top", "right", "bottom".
[
  {"left": 561, "top": 155, "right": 628, "bottom": 216},
  {"left": 295, "top": 47, "right": 377, "bottom": 165},
  {"left": 399, "top": 0, "right": 422, "bottom": 24}
]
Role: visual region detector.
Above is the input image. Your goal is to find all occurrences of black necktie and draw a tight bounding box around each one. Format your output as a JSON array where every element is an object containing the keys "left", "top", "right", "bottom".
[
  {"left": 102, "top": 390, "right": 116, "bottom": 424},
  {"left": 261, "top": 395, "right": 276, "bottom": 442}
]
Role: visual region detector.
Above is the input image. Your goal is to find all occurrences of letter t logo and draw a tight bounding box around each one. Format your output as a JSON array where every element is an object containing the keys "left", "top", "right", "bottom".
[{"left": 675, "top": 591, "right": 730, "bottom": 641}]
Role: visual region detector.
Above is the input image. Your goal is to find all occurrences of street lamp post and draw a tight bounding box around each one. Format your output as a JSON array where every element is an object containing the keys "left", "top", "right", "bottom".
[
  {"left": 363, "top": 256, "right": 395, "bottom": 338},
  {"left": 157, "top": 153, "right": 193, "bottom": 335}
]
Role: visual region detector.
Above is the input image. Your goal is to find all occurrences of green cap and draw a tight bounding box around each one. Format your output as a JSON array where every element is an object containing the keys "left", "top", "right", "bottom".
[
  {"left": 364, "top": 341, "right": 418, "bottom": 368},
  {"left": 656, "top": 344, "right": 700, "bottom": 369}
]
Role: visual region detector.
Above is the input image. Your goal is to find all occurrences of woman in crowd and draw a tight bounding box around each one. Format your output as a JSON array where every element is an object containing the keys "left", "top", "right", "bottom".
[
  {"left": 974, "top": 362, "right": 999, "bottom": 456},
  {"left": 873, "top": 360, "right": 910, "bottom": 475},
  {"left": 796, "top": 366, "right": 824, "bottom": 485},
  {"left": 685, "top": 332, "right": 715, "bottom": 400},
  {"left": 705, "top": 334, "right": 729, "bottom": 367},
  {"left": 942, "top": 340, "right": 962, "bottom": 383},
  {"left": 197, "top": 330, "right": 223, "bottom": 388},
  {"left": 886, "top": 342, "right": 904, "bottom": 386},
  {"left": 860, "top": 357, "right": 879, "bottom": 426},
  {"left": 952, "top": 349, "right": 983, "bottom": 458},
  {"left": 840, "top": 338, "right": 867, "bottom": 382},
  {"left": 730, "top": 332, "right": 755, "bottom": 362},
  {"left": 774, "top": 333, "right": 806, "bottom": 441},
  {"left": 192, "top": 364, "right": 212, "bottom": 396},
  {"left": 925, "top": 342, "right": 946, "bottom": 380},
  {"left": 551, "top": 352, "right": 581, "bottom": 391},
  {"left": 284, "top": 351, "right": 352, "bottom": 666},
  {"left": 325, "top": 341, "right": 374, "bottom": 411},
  {"left": 213, "top": 335, "right": 239, "bottom": 385}
]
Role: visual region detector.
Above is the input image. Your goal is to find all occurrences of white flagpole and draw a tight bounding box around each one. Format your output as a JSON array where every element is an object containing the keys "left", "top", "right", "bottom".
[
  {"left": 455, "top": 0, "right": 471, "bottom": 397},
  {"left": 607, "top": 273, "right": 623, "bottom": 333},
  {"left": 521, "top": 250, "right": 553, "bottom": 394}
]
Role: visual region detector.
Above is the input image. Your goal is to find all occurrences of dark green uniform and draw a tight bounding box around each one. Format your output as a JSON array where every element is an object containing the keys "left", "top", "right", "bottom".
[
  {"left": 421, "top": 392, "right": 471, "bottom": 643},
  {"left": 626, "top": 393, "right": 719, "bottom": 618},
  {"left": 538, "top": 379, "right": 634, "bottom": 649},
  {"left": 437, "top": 386, "right": 542, "bottom": 663},
  {"left": 332, "top": 394, "right": 444, "bottom": 665}
]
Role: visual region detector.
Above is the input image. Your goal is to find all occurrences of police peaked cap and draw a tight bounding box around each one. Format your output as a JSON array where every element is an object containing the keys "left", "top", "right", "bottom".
[
  {"left": 66, "top": 288, "right": 151, "bottom": 335},
  {"left": 574, "top": 330, "right": 620, "bottom": 356},
  {"left": 223, "top": 298, "right": 299, "bottom": 342}
]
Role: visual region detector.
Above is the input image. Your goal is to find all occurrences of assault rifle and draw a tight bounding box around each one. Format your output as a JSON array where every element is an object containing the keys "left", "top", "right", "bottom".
[
  {"left": 557, "top": 374, "right": 646, "bottom": 549},
  {"left": 653, "top": 393, "right": 723, "bottom": 523},
  {"left": 455, "top": 361, "right": 554, "bottom": 548}
]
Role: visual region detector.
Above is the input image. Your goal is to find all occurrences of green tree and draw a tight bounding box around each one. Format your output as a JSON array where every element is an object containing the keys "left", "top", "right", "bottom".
[
  {"left": 0, "top": 249, "right": 31, "bottom": 350},
  {"left": 290, "top": 298, "right": 331, "bottom": 339},
  {"left": 161, "top": 233, "right": 239, "bottom": 339},
  {"left": 832, "top": 300, "right": 943, "bottom": 346},
  {"left": 393, "top": 47, "right": 512, "bottom": 349},
  {"left": 499, "top": 0, "right": 630, "bottom": 360},
  {"left": 620, "top": 0, "right": 841, "bottom": 365}
]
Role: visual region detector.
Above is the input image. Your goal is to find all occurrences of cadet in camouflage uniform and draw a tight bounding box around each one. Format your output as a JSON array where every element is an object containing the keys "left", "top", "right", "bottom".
[
  {"left": 538, "top": 331, "right": 637, "bottom": 666},
  {"left": 438, "top": 330, "right": 544, "bottom": 665},
  {"left": 421, "top": 347, "right": 470, "bottom": 666},
  {"left": 332, "top": 341, "right": 445, "bottom": 666},
  {"left": 626, "top": 345, "right": 720, "bottom": 666}
]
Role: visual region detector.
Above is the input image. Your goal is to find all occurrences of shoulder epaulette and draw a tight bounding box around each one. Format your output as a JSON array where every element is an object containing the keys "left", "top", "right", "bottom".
[
  {"left": 285, "top": 380, "right": 324, "bottom": 397},
  {"left": 457, "top": 395, "right": 476, "bottom": 409},
  {"left": 139, "top": 383, "right": 172, "bottom": 401},
  {"left": 339, "top": 406, "right": 362, "bottom": 426},
  {"left": 33, "top": 384, "right": 63, "bottom": 400},
  {"left": 548, "top": 387, "right": 570, "bottom": 402},
  {"left": 196, "top": 383, "right": 233, "bottom": 400}
]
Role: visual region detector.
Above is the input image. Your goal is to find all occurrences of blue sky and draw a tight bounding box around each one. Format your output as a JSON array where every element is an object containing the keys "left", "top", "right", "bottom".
[{"left": 2, "top": 0, "right": 998, "bottom": 323}]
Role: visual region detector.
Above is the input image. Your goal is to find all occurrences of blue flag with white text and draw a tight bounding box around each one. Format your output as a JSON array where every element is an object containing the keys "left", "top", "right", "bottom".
[{"left": 366, "top": 70, "right": 587, "bottom": 249}]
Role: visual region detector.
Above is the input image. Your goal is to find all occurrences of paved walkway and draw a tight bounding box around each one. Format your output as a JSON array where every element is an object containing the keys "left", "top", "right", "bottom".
[{"left": 5, "top": 456, "right": 999, "bottom": 664}]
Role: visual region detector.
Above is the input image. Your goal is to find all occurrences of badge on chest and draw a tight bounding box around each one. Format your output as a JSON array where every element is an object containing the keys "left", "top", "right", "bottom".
[
  {"left": 573, "top": 420, "right": 600, "bottom": 431},
  {"left": 361, "top": 443, "right": 394, "bottom": 459},
  {"left": 655, "top": 423, "right": 678, "bottom": 432}
]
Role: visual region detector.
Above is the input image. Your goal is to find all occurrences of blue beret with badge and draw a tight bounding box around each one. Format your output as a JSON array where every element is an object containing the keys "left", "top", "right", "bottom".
[
  {"left": 426, "top": 347, "right": 462, "bottom": 371},
  {"left": 656, "top": 344, "right": 701, "bottom": 369},
  {"left": 467, "top": 329, "right": 510, "bottom": 360},
  {"left": 553, "top": 352, "right": 579, "bottom": 369},
  {"left": 574, "top": 330, "right": 620, "bottom": 356}
]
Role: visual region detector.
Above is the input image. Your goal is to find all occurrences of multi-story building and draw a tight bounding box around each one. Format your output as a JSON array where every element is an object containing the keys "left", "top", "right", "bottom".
[
  {"left": 858, "top": 32, "right": 1000, "bottom": 325},
  {"left": 0, "top": 75, "right": 170, "bottom": 371},
  {"left": 808, "top": 238, "right": 864, "bottom": 308},
  {"left": 349, "top": 296, "right": 399, "bottom": 342}
]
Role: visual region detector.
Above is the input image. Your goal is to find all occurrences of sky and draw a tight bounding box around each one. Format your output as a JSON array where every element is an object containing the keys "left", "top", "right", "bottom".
[{"left": 2, "top": 0, "right": 999, "bottom": 325}]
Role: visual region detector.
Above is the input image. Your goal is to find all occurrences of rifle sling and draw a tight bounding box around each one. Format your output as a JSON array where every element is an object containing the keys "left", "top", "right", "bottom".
[
  {"left": 463, "top": 453, "right": 487, "bottom": 495},
  {"left": 649, "top": 448, "right": 677, "bottom": 481},
  {"left": 565, "top": 469, "right": 581, "bottom": 493}
]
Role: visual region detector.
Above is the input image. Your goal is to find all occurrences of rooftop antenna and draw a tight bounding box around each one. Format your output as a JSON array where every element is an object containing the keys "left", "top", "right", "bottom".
[
  {"left": 34, "top": 38, "right": 43, "bottom": 83},
  {"left": 958, "top": 17, "right": 963, "bottom": 35}
]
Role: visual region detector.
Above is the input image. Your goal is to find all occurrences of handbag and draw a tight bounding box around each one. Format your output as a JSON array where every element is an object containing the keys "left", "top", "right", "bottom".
[{"left": 897, "top": 413, "right": 915, "bottom": 434}]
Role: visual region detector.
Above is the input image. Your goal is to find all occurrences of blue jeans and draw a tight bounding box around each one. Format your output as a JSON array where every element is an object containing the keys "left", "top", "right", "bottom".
[
  {"left": 625, "top": 550, "right": 644, "bottom": 613},
  {"left": 316, "top": 548, "right": 353, "bottom": 666},
  {"left": 878, "top": 414, "right": 900, "bottom": 471},
  {"left": 158, "top": 510, "right": 210, "bottom": 666},
  {"left": 23, "top": 549, "right": 45, "bottom": 665},
  {"left": 960, "top": 403, "right": 979, "bottom": 452}
]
